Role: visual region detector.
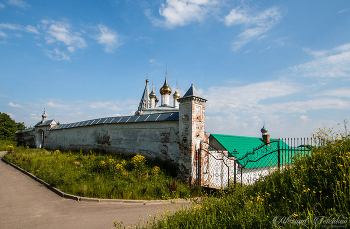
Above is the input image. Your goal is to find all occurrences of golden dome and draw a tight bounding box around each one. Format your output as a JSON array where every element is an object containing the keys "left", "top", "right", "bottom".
[
  {"left": 160, "top": 73, "right": 172, "bottom": 95},
  {"left": 173, "top": 88, "right": 180, "bottom": 99},
  {"left": 155, "top": 97, "right": 159, "bottom": 103}
]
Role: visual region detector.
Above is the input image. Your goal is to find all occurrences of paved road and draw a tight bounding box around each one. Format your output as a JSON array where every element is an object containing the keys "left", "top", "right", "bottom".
[{"left": 0, "top": 151, "right": 187, "bottom": 229}]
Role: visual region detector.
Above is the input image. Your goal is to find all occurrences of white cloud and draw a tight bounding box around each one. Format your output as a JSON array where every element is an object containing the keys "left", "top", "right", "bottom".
[
  {"left": 148, "top": 0, "right": 217, "bottom": 28},
  {"left": 0, "top": 31, "right": 7, "bottom": 38},
  {"left": 319, "top": 88, "right": 350, "bottom": 98},
  {"left": 14, "top": 33, "right": 22, "bottom": 37},
  {"left": 0, "top": 23, "right": 22, "bottom": 30},
  {"left": 96, "top": 24, "right": 118, "bottom": 53},
  {"left": 300, "top": 115, "right": 308, "bottom": 121},
  {"left": 339, "top": 8, "right": 350, "bottom": 13},
  {"left": 8, "top": 0, "right": 29, "bottom": 8},
  {"left": 0, "top": 3, "right": 5, "bottom": 8},
  {"left": 260, "top": 98, "right": 350, "bottom": 114},
  {"left": 89, "top": 100, "right": 136, "bottom": 111},
  {"left": 45, "top": 48, "right": 70, "bottom": 61},
  {"left": 149, "top": 59, "right": 162, "bottom": 66},
  {"left": 224, "top": 6, "right": 281, "bottom": 51},
  {"left": 8, "top": 102, "right": 23, "bottom": 108},
  {"left": 45, "top": 22, "right": 86, "bottom": 50},
  {"left": 292, "top": 43, "right": 350, "bottom": 77},
  {"left": 46, "top": 101, "right": 70, "bottom": 110},
  {"left": 0, "top": 23, "right": 40, "bottom": 37},
  {"left": 205, "top": 80, "right": 300, "bottom": 114},
  {"left": 25, "top": 25, "right": 39, "bottom": 34},
  {"left": 67, "top": 46, "right": 74, "bottom": 52}
]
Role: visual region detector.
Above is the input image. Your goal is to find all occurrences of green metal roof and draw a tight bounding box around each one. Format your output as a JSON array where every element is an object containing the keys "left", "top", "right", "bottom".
[
  {"left": 210, "top": 134, "right": 309, "bottom": 169},
  {"left": 210, "top": 134, "right": 266, "bottom": 157}
]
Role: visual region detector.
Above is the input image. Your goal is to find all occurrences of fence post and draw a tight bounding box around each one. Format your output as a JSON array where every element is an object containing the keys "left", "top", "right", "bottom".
[
  {"left": 234, "top": 160, "right": 236, "bottom": 188},
  {"left": 278, "top": 139, "right": 281, "bottom": 170},
  {"left": 198, "top": 142, "right": 202, "bottom": 187}
]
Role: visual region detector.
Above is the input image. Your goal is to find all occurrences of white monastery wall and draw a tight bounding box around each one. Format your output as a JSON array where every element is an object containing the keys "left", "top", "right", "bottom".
[
  {"left": 15, "top": 129, "right": 36, "bottom": 147},
  {"left": 44, "top": 121, "right": 180, "bottom": 165}
]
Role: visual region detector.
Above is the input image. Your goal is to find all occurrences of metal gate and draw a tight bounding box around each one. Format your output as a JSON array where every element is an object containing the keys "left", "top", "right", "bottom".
[{"left": 198, "top": 138, "right": 315, "bottom": 189}]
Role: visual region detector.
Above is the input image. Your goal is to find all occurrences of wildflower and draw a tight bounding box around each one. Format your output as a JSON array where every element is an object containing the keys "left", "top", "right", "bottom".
[
  {"left": 343, "top": 181, "right": 346, "bottom": 183},
  {"left": 132, "top": 154, "right": 146, "bottom": 168},
  {"left": 152, "top": 166, "right": 161, "bottom": 175}
]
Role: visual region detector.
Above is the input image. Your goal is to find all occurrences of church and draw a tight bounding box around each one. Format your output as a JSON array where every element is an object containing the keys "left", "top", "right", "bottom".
[{"left": 16, "top": 73, "right": 208, "bottom": 181}]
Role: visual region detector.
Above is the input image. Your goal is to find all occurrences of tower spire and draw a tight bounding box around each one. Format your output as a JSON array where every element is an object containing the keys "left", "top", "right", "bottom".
[{"left": 136, "top": 77, "right": 150, "bottom": 115}]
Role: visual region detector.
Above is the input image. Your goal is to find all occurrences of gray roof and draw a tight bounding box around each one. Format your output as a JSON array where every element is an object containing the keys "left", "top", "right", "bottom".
[
  {"left": 50, "top": 112, "right": 179, "bottom": 131},
  {"left": 180, "top": 84, "right": 207, "bottom": 101},
  {"left": 16, "top": 128, "right": 35, "bottom": 133},
  {"left": 183, "top": 84, "right": 200, "bottom": 97},
  {"left": 34, "top": 119, "right": 55, "bottom": 127}
]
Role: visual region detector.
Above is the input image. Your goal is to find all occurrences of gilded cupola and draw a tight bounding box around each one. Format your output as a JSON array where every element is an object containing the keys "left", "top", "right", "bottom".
[
  {"left": 160, "top": 73, "right": 172, "bottom": 95},
  {"left": 173, "top": 88, "right": 180, "bottom": 99}
]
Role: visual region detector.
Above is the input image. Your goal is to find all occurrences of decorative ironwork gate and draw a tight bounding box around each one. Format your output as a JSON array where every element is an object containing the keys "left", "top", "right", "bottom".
[{"left": 198, "top": 138, "right": 316, "bottom": 189}]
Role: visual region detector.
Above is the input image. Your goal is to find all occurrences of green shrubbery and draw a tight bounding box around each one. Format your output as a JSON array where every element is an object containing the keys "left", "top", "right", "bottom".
[
  {"left": 2, "top": 145, "right": 200, "bottom": 200},
  {"left": 138, "top": 134, "right": 350, "bottom": 228}
]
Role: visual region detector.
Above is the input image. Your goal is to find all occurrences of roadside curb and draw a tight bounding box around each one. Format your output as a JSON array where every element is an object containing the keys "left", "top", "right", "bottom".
[{"left": 1, "top": 155, "right": 195, "bottom": 205}]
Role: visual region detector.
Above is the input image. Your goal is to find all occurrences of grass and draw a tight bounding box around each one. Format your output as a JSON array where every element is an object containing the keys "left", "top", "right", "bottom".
[
  {"left": 0, "top": 140, "right": 17, "bottom": 151},
  {"left": 128, "top": 137, "right": 350, "bottom": 228},
  {"left": 2, "top": 143, "right": 201, "bottom": 200}
]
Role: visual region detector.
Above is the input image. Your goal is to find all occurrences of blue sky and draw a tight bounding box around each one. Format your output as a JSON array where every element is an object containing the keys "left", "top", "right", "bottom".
[{"left": 1, "top": 0, "right": 349, "bottom": 138}]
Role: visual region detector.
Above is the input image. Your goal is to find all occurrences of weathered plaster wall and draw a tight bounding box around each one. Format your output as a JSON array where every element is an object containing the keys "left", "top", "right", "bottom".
[
  {"left": 15, "top": 130, "right": 36, "bottom": 147},
  {"left": 43, "top": 121, "right": 180, "bottom": 165}
]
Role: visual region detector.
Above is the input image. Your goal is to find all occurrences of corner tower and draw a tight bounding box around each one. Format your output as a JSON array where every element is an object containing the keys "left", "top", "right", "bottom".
[{"left": 178, "top": 83, "right": 207, "bottom": 182}]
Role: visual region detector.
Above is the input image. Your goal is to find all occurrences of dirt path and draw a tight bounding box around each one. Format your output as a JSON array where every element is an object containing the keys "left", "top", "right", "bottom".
[{"left": 0, "top": 151, "right": 186, "bottom": 229}]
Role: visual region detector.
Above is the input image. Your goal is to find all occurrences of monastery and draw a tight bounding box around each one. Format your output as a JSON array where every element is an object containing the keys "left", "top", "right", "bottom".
[
  {"left": 16, "top": 73, "right": 208, "bottom": 181},
  {"left": 16, "top": 73, "right": 284, "bottom": 187}
]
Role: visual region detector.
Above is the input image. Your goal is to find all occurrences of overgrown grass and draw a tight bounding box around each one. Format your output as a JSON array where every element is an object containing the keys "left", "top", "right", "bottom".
[
  {"left": 2, "top": 143, "right": 201, "bottom": 200},
  {"left": 0, "top": 140, "right": 17, "bottom": 151},
  {"left": 132, "top": 138, "right": 350, "bottom": 228}
]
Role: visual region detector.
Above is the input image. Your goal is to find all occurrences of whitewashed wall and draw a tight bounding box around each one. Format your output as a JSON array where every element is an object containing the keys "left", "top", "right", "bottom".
[{"left": 43, "top": 121, "right": 180, "bottom": 165}]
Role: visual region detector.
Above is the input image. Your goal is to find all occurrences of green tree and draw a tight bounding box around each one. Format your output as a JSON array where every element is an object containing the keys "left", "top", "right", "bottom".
[
  {"left": 16, "top": 122, "right": 26, "bottom": 131},
  {"left": 0, "top": 112, "right": 26, "bottom": 140}
]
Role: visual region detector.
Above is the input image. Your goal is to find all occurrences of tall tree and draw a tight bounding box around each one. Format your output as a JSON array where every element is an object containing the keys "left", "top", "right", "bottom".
[{"left": 0, "top": 112, "right": 26, "bottom": 140}]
